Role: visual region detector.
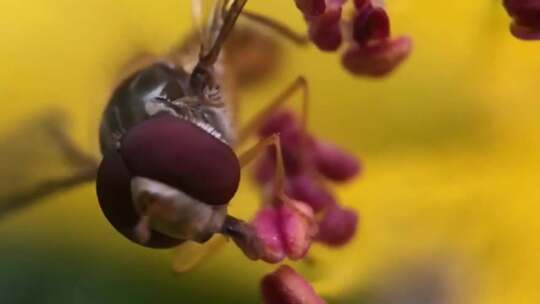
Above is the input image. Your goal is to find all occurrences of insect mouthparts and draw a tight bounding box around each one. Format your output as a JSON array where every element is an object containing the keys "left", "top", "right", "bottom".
[{"left": 131, "top": 177, "right": 228, "bottom": 244}]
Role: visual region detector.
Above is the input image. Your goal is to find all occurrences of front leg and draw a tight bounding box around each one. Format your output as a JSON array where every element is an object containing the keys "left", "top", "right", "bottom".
[
  {"left": 221, "top": 134, "right": 290, "bottom": 259},
  {"left": 0, "top": 123, "right": 97, "bottom": 221},
  {"left": 238, "top": 134, "right": 287, "bottom": 196},
  {"left": 236, "top": 76, "right": 310, "bottom": 147},
  {"left": 45, "top": 120, "right": 99, "bottom": 170},
  {"left": 0, "top": 169, "right": 96, "bottom": 221}
]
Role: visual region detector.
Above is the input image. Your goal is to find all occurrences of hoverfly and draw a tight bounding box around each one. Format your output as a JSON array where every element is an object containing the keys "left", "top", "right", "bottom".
[{"left": 0, "top": 0, "right": 310, "bottom": 270}]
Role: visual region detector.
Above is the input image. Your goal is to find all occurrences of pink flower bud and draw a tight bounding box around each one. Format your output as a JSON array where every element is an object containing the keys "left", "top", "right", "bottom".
[
  {"left": 253, "top": 208, "right": 287, "bottom": 263},
  {"left": 316, "top": 204, "right": 359, "bottom": 246},
  {"left": 261, "top": 265, "right": 326, "bottom": 304},
  {"left": 342, "top": 36, "right": 413, "bottom": 77},
  {"left": 313, "top": 141, "right": 361, "bottom": 182},
  {"left": 307, "top": 6, "right": 343, "bottom": 51},
  {"left": 252, "top": 199, "right": 317, "bottom": 263},
  {"left": 504, "top": 0, "right": 540, "bottom": 39},
  {"left": 259, "top": 111, "right": 300, "bottom": 138},
  {"left": 353, "top": 7, "right": 391, "bottom": 45},
  {"left": 288, "top": 174, "right": 336, "bottom": 212},
  {"left": 295, "top": 0, "right": 326, "bottom": 16},
  {"left": 279, "top": 200, "right": 318, "bottom": 259}
]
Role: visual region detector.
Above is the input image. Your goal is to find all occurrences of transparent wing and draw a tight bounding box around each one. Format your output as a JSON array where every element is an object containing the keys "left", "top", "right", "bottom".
[
  {"left": 171, "top": 235, "right": 228, "bottom": 273},
  {"left": 0, "top": 111, "right": 96, "bottom": 219},
  {"left": 191, "top": 0, "right": 229, "bottom": 56}
]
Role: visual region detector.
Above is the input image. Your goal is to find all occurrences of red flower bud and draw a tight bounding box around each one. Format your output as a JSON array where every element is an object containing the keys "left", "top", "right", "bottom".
[
  {"left": 307, "top": 6, "right": 343, "bottom": 51},
  {"left": 252, "top": 199, "right": 317, "bottom": 263},
  {"left": 313, "top": 141, "right": 361, "bottom": 182},
  {"left": 342, "top": 36, "right": 412, "bottom": 77},
  {"left": 253, "top": 208, "right": 287, "bottom": 263},
  {"left": 353, "top": 7, "right": 391, "bottom": 45},
  {"left": 288, "top": 174, "right": 336, "bottom": 212},
  {"left": 259, "top": 111, "right": 300, "bottom": 138},
  {"left": 316, "top": 204, "right": 359, "bottom": 246},
  {"left": 504, "top": 0, "right": 540, "bottom": 39},
  {"left": 261, "top": 265, "right": 326, "bottom": 304},
  {"left": 280, "top": 200, "right": 318, "bottom": 259}
]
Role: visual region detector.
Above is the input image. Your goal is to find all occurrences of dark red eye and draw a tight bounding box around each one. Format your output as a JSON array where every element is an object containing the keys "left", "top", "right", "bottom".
[
  {"left": 120, "top": 114, "right": 241, "bottom": 206},
  {"left": 96, "top": 115, "right": 241, "bottom": 248},
  {"left": 96, "top": 149, "right": 182, "bottom": 248}
]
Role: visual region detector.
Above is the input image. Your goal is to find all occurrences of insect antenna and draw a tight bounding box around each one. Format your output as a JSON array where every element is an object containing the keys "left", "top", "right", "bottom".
[
  {"left": 199, "top": 0, "right": 247, "bottom": 67},
  {"left": 191, "top": 0, "right": 248, "bottom": 91}
]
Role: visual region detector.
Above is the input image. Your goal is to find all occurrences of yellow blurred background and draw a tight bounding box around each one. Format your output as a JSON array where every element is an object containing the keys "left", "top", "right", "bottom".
[{"left": 0, "top": 0, "right": 539, "bottom": 303}]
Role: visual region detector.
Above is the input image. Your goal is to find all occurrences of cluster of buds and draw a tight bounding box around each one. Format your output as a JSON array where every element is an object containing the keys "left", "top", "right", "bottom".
[
  {"left": 252, "top": 197, "right": 318, "bottom": 263},
  {"left": 250, "top": 111, "right": 360, "bottom": 302},
  {"left": 503, "top": 0, "right": 540, "bottom": 40},
  {"left": 254, "top": 111, "right": 360, "bottom": 248},
  {"left": 294, "top": 0, "right": 413, "bottom": 77}
]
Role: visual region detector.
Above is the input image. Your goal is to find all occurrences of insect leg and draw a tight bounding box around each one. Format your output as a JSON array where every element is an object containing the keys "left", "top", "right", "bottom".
[
  {"left": 241, "top": 10, "right": 309, "bottom": 46},
  {"left": 46, "top": 123, "right": 99, "bottom": 169},
  {"left": 171, "top": 236, "right": 228, "bottom": 274},
  {"left": 191, "top": 0, "right": 249, "bottom": 94},
  {"left": 236, "top": 76, "right": 310, "bottom": 147},
  {"left": 238, "top": 134, "right": 286, "bottom": 195},
  {"left": 225, "top": 79, "right": 316, "bottom": 261},
  {"left": 0, "top": 168, "right": 96, "bottom": 221},
  {"left": 198, "top": 0, "right": 249, "bottom": 67},
  {"left": 223, "top": 134, "right": 297, "bottom": 260},
  {"left": 0, "top": 125, "right": 98, "bottom": 221}
]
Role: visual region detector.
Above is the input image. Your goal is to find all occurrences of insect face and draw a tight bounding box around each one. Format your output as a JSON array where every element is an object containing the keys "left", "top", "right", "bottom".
[
  {"left": 97, "top": 114, "right": 241, "bottom": 248},
  {"left": 95, "top": 0, "right": 249, "bottom": 248}
]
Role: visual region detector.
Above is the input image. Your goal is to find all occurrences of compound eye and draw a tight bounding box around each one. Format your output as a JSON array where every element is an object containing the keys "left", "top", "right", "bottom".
[
  {"left": 120, "top": 114, "right": 241, "bottom": 206},
  {"left": 96, "top": 149, "right": 183, "bottom": 248}
]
